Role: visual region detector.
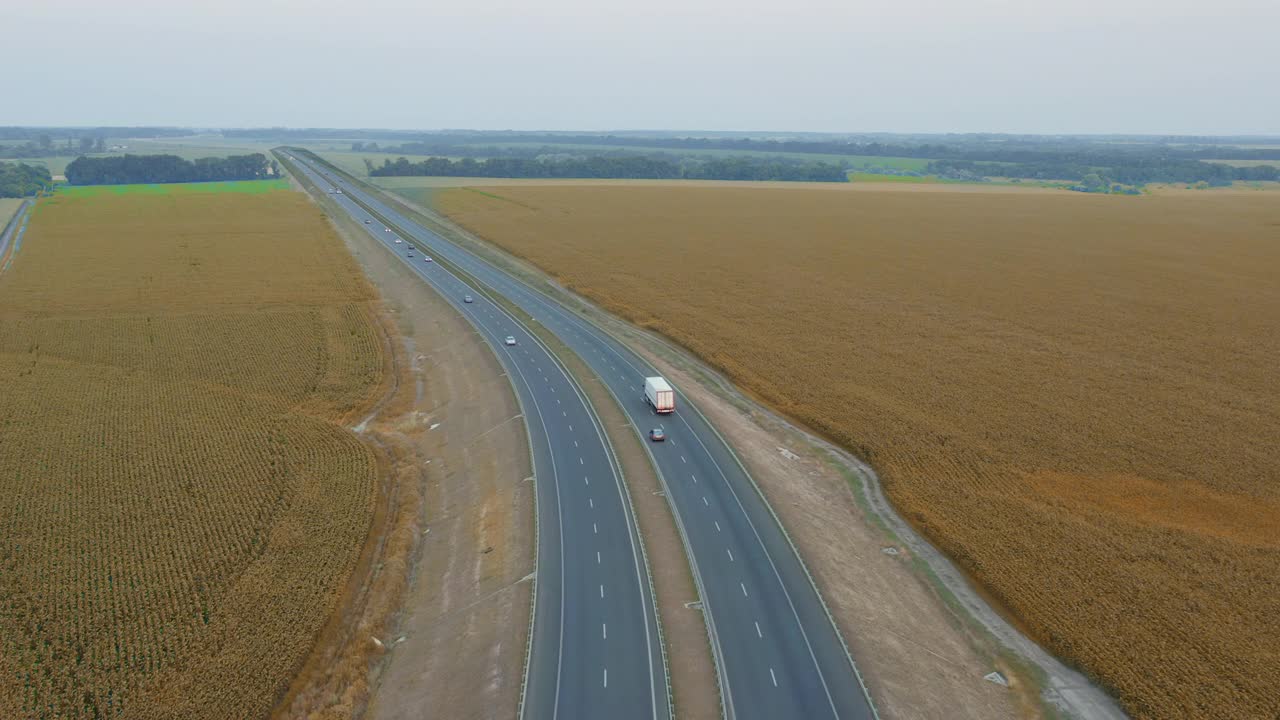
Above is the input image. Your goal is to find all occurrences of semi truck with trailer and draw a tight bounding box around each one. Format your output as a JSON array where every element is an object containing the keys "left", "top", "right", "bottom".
[{"left": 644, "top": 377, "right": 675, "bottom": 414}]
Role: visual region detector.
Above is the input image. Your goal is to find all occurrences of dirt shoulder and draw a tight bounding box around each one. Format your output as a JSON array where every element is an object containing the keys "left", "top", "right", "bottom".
[
  {"left": 367, "top": 188, "right": 1125, "bottom": 719},
  {"left": 295, "top": 175, "right": 535, "bottom": 720}
]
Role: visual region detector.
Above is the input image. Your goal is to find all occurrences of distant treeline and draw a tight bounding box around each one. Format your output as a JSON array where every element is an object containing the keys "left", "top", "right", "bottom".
[
  {"left": 65, "top": 154, "right": 277, "bottom": 186},
  {"left": 0, "top": 127, "right": 192, "bottom": 141},
  {"left": 2, "top": 136, "right": 107, "bottom": 159},
  {"left": 343, "top": 131, "right": 1280, "bottom": 163},
  {"left": 0, "top": 163, "right": 53, "bottom": 198},
  {"left": 928, "top": 158, "right": 1279, "bottom": 184},
  {"left": 368, "top": 155, "right": 848, "bottom": 182},
  {"left": 262, "top": 129, "right": 1280, "bottom": 185},
  {"left": 354, "top": 135, "right": 1280, "bottom": 185}
]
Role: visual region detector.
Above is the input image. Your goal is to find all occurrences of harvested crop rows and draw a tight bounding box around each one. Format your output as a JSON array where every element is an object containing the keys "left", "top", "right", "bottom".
[
  {"left": 435, "top": 184, "right": 1280, "bottom": 719},
  {"left": 0, "top": 187, "right": 386, "bottom": 718}
]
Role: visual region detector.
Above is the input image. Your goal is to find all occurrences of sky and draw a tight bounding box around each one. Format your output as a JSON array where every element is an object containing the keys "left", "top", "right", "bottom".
[{"left": 4, "top": 0, "right": 1278, "bottom": 135}]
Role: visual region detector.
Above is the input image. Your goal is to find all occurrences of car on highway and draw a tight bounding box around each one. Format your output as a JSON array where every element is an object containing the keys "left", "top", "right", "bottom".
[
  {"left": 648, "top": 428, "right": 666, "bottom": 442},
  {"left": 394, "top": 238, "right": 402, "bottom": 244},
  {"left": 424, "top": 256, "right": 433, "bottom": 263},
  {"left": 335, "top": 189, "right": 343, "bottom": 194},
  {"left": 505, "top": 336, "right": 517, "bottom": 346},
  {"left": 384, "top": 227, "right": 392, "bottom": 233},
  {"left": 464, "top": 295, "right": 474, "bottom": 303},
  {"left": 407, "top": 250, "right": 414, "bottom": 257},
  {"left": 364, "top": 219, "right": 371, "bottom": 224}
]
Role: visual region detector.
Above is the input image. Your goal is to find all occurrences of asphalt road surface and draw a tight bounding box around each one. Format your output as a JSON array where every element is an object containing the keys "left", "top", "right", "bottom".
[
  {"left": 289, "top": 160, "right": 668, "bottom": 720},
  {"left": 288, "top": 153, "right": 878, "bottom": 720},
  {"left": 0, "top": 199, "right": 32, "bottom": 273}
]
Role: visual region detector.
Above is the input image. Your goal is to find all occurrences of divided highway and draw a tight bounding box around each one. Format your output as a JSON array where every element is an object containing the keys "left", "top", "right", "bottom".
[
  {"left": 288, "top": 152, "right": 878, "bottom": 720},
  {"left": 287, "top": 158, "right": 668, "bottom": 720},
  {"left": 0, "top": 199, "right": 32, "bottom": 273}
]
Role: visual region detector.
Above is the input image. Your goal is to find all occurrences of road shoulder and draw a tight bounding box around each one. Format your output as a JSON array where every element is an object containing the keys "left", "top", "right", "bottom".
[{"left": 295, "top": 176, "right": 535, "bottom": 720}]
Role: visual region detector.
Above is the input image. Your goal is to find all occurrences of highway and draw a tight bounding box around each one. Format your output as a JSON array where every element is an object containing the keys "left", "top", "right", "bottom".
[
  {"left": 286, "top": 158, "right": 668, "bottom": 720},
  {"left": 0, "top": 199, "right": 32, "bottom": 274},
  {"left": 287, "top": 151, "right": 878, "bottom": 720}
]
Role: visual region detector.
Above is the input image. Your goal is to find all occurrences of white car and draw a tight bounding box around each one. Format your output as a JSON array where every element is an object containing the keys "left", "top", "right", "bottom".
[
  {"left": 384, "top": 227, "right": 392, "bottom": 233},
  {"left": 364, "top": 219, "right": 371, "bottom": 224},
  {"left": 394, "top": 238, "right": 402, "bottom": 244},
  {"left": 424, "top": 256, "right": 433, "bottom": 263},
  {"left": 504, "top": 336, "right": 517, "bottom": 346},
  {"left": 464, "top": 295, "right": 474, "bottom": 303}
]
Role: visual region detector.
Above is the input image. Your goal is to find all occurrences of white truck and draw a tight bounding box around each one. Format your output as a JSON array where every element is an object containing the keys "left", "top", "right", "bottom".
[{"left": 644, "top": 377, "right": 675, "bottom": 414}]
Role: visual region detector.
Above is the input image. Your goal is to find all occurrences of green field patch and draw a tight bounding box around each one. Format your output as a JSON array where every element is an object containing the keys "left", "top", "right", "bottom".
[
  {"left": 57, "top": 179, "right": 290, "bottom": 197},
  {"left": 470, "top": 142, "right": 931, "bottom": 171},
  {"left": 848, "top": 172, "right": 939, "bottom": 183}
]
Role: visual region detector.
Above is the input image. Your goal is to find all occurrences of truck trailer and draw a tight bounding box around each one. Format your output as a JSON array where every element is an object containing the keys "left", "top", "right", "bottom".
[{"left": 644, "top": 377, "right": 675, "bottom": 414}]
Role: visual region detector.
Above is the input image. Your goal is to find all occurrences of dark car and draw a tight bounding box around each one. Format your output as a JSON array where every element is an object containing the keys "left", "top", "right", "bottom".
[{"left": 648, "top": 428, "right": 666, "bottom": 442}]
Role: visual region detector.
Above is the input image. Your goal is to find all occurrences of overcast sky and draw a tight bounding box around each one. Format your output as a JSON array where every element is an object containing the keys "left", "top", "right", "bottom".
[{"left": 4, "top": 0, "right": 1277, "bottom": 134}]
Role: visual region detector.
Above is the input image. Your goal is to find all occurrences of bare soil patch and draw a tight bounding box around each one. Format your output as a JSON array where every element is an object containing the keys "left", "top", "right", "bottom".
[{"left": 304, "top": 184, "right": 535, "bottom": 720}]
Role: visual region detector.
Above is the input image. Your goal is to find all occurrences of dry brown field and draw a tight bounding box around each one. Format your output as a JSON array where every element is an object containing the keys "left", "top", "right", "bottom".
[
  {"left": 0, "top": 188, "right": 386, "bottom": 718},
  {"left": 435, "top": 184, "right": 1280, "bottom": 719}
]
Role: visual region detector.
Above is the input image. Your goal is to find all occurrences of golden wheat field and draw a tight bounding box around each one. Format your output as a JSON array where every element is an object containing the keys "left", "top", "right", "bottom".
[
  {"left": 435, "top": 184, "right": 1280, "bottom": 719},
  {"left": 0, "top": 187, "right": 386, "bottom": 718}
]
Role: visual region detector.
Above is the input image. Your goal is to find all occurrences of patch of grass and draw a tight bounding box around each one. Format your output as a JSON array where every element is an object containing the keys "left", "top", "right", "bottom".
[
  {"left": 1, "top": 155, "right": 80, "bottom": 178},
  {"left": 471, "top": 141, "right": 932, "bottom": 171},
  {"left": 0, "top": 198, "right": 24, "bottom": 228},
  {"left": 848, "top": 172, "right": 939, "bottom": 183},
  {"left": 1203, "top": 158, "right": 1280, "bottom": 168},
  {"left": 57, "top": 179, "right": 290, "bottom": 197},
  {"left": 314, "top": 151, "right": 471, "bottom": 177},
  {"left": 2, "top": 136, "right": 279, "bottom": 179}
]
